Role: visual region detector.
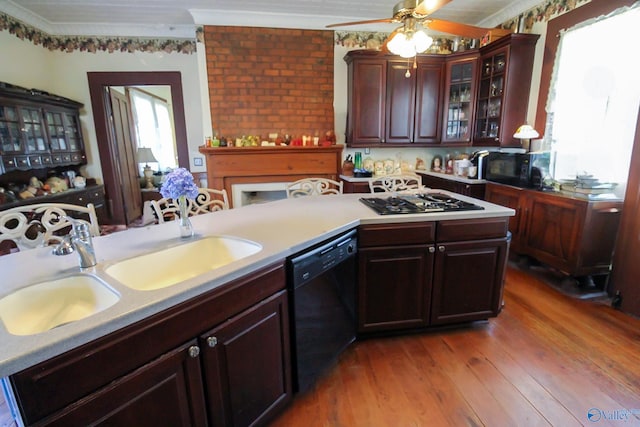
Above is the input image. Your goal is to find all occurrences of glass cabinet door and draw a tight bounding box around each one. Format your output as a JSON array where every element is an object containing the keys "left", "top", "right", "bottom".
[
  {"left": 442, "top": 56, "right": 477, "bottom": 144},
  {"left": 45, "top": 111, "right": 68, "bottom": 151},
  {"left": 475, "top": 49, "right": 507, "bottom": 144},
  {"left": 64, "top": 112, "right": 83, "bottom": 151},
  {"left": 20, "top": 107, "right": 48, "bottom": 152},
  {"left": 0, "top": 105, "right": 23, "bottom": 153}
]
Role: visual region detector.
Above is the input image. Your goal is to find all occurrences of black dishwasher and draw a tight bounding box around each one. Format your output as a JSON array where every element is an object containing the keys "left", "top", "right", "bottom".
[{"left": 287, "top": 229, "right": 358, "bottom": 393}]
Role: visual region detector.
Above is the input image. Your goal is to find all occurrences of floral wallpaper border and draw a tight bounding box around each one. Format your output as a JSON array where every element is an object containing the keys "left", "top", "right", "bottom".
[
  {"left": 334, "top": 0, "right": 592, "bottom": 52},
  {"left": 1, "top": 0, "right": 591, "bottom": 55},
  {"left": 0, "top": 12, "right": 197, "bottom": 54}
]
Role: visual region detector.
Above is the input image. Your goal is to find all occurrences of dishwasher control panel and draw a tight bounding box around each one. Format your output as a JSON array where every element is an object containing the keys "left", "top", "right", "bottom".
[{"left": 288, "top": 229, "right": 357, "bottom": 288}]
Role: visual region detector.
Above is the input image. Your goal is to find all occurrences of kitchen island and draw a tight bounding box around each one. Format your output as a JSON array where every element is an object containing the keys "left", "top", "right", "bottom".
[{"left": 0, "top": 191, "right": 513, "bottom": 426}]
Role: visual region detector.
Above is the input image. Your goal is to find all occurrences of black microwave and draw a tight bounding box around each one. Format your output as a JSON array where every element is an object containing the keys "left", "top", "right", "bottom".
[{"left": 485, "top": 151, "right": 551, "bottom": 189}]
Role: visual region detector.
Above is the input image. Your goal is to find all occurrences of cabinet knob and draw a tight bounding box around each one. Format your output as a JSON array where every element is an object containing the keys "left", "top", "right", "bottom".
[
  {"left": 206, "top": 336, "right": 218, "bottom": 348},
  {"left": 188, "top": 345, "right": 200, "bottom": 358},
  {"left": 428, "top": 246, "right": 435, "bottom": 253},
  {"left": 438, "top": 245, "right": 445, "bottom": 252}
]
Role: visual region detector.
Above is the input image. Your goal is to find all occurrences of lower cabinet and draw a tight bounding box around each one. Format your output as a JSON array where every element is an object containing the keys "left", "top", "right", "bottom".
[
  {"left": 200, "top": 291, "right": 291, "bottom": 427},
  {"left": 10, "top": 262, "right": 291, "bottom": 427},
  {"left": 358, "top": 217, "right": 508, "bottom": 333},
  {"left": 30, "top": 340, "right": 208, "bottom": 426},
  {"left": 485, "top": 182, "right": 623, "bottom": 277},
  {"left": 418, "top": 172, "right": 486, "bottom": 199}
]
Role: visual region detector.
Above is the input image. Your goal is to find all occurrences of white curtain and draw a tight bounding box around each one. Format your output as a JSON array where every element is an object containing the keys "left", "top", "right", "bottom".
[{"left": 546, "top": 3, "right": 640, "bottom": 189}]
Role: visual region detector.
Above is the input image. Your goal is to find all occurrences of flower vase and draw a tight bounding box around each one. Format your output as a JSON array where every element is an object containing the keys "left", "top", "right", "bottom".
[{"left": 177, "top": 196, "right": 194, "bottom": 238}]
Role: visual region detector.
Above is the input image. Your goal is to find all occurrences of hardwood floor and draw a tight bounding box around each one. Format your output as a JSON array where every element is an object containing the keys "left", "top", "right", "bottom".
[{"left": 270, "top": 264, "right": 640, "bottom": 427}]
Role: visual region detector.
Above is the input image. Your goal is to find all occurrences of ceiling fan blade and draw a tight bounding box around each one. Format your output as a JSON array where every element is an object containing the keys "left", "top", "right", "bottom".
[
  {"left": 425, "top": 19, "right": 511, "bottom": 39},
  {"left": 414, "top": 0, "right": 452, "bottom": 16},
  {"left": 326, "top": 18, "right": 394, "bottom": 29}
]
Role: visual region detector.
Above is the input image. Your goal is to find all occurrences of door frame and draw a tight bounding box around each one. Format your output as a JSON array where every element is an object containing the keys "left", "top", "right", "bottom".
[{"left": 87, "top": 71, "right": 189, "bottom": 225}]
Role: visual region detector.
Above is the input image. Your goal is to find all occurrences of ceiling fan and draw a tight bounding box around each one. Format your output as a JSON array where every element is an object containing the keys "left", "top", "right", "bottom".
[{"left": 326, "top": 0, "right": 510, "bottom": 58}]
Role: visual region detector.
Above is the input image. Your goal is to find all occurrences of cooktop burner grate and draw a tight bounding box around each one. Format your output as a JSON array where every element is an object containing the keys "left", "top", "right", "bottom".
[{"left": 360, "top": 193, "right": 484, "bottom": 215}]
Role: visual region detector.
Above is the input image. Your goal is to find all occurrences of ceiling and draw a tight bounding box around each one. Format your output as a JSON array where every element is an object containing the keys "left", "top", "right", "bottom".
[{"left": 0, "top": 0, "right": 541, "bottom": 38}]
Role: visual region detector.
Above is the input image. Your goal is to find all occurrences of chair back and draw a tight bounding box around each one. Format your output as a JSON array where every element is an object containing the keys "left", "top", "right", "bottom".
[
  {"left": 0, "top": 203, "right": 100, "bottom": 251},
  {"left": 286, "top": 178, "right": 343, "bottom": 198},
  {"left": 150, "top": 188, "right": 230, "bottom": 224},
  {"left": 368, "top": 174, "right": 423, "bottom": 193}
]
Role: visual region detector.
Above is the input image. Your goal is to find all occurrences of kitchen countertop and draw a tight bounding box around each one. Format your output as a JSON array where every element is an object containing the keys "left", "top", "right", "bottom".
[{"left": 0, "top": 191, "right": 514, "bottom": 377}]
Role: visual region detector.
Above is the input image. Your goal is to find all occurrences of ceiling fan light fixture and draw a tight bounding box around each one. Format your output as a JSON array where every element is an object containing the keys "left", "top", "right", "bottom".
[
  {"left": 413, "top": 29, "right": 433, "bottom": 52},
  {"left": 387, "top": 28, "right": 433, "bottom": 58}
]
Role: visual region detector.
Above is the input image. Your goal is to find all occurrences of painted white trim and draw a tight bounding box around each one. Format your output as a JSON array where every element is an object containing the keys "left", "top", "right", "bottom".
[{"left": 476, "top": 0, "right": 542, "bottom": 28}]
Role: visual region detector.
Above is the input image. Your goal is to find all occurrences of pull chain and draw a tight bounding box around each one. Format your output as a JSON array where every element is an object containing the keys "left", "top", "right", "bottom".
[{"left": 405, "top": 56, "right": 418, "bottom": 78}]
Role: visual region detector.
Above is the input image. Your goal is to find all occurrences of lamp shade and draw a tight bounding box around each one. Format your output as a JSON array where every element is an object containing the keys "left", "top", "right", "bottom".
[
  {"left": 137, "top": 147, "right": 158, "bottom": 164},
  {"left": 513, "top": 124, "right": 540, "bottom": 139}
]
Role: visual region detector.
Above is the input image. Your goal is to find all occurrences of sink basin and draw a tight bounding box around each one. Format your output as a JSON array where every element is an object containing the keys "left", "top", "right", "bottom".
[
  {"left": 104, "top": 236, "right": 262, "bottom": 291},
  {"left": 0, "top": 275, "right": 120, "bottom": 336}
]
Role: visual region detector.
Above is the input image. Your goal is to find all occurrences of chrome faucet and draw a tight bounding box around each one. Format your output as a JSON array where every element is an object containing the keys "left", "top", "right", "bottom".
[{"left": 53, "top": 216, "right": 97, "bottom": 268}]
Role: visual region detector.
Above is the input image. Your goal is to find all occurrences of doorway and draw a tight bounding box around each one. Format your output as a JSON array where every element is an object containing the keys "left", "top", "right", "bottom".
[{"left": 87, "top": 71, "right": 189, "bottom": 225}]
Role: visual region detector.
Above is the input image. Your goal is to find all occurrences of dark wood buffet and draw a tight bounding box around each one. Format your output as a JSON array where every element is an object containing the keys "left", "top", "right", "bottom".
[{"left": 485, "top": 182, "right": 623, "bottom": 282}]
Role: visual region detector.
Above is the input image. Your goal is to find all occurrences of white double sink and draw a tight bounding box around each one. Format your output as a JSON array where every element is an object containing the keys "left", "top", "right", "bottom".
[{"left": 0, "top": 236, "right": 262, "bottom": 336}]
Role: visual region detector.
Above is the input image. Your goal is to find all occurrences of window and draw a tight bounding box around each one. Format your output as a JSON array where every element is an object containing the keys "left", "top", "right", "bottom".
[
  {"left": 129, "top": 87, "right": 177, "bottom": 174},
  {"left": 546, "top": 3, "right": 640, "bottom": 191}
]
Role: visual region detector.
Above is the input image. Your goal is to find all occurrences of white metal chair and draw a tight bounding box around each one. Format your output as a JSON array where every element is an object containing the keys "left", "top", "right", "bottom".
[
  {"left": 151, "top": 188, "right": 230, "bottom": 224},
  {"left": 286, "top": 178, "right": 343, "bottom": 198},
  {"left": 0, "top": 203, "right": 100, "bottom": 252},
  {"left": 368, "top": 174, "right": 424, "bottom": 193}
]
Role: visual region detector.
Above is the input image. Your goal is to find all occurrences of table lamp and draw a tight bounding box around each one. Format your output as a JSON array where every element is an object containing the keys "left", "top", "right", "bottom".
[
  {"left": 137, "top": 147, "right": 158, "bottom": 189},
  {"left": 513, "top": 124, "right": 540, "bottom": 152}
]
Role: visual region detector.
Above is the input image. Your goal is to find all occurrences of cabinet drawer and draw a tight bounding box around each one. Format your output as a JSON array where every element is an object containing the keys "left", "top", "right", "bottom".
[
  {"left": 359, "top": 222, "right": 435, "bottom": 247},
  {"left": 437, "top": 217, "right": 508, "bottom": 242}
]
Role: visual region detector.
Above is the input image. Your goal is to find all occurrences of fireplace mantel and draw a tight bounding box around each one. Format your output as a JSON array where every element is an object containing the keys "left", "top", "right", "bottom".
[{"left": 199, "top": 145, "right": 344, "bottom": 207}]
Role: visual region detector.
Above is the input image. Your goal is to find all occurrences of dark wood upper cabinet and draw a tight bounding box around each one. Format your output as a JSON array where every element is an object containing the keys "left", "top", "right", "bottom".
[
  {"left": 345, "top": 55, "right": 387, "bottom": 145},
  {"left": 473, "top": 33, "right": 539, "bottom": 147},
  {"left": 413, "top": 57, "right": 445, "bottom": 144},
  {"left": 344, "top": 34, "right": 538, "bottom": 148},
  {"left": 442, "top": 52, "right": 479, "bottom": 145},
  {"left": 345, "top": 51, "right": 443, "bottom": 147}
]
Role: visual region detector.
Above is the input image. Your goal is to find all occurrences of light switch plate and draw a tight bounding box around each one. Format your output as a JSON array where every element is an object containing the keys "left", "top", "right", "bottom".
[
  {"left": 364, "top": 148, "right": 370, "bottom": 155},
  {"left": 193, "top": 157, "right": 203, "bottom": 166}
]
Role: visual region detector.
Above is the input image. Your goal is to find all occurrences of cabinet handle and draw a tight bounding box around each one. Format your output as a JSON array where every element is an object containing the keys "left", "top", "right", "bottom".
[
  {"left": 438, "top": 245, "right": 445, "bottom": 252},
  {"left": 597, "top": 208, "right": 620, "bottom": 213},
  {"left": 206, "top": 336, "right": 218, "bottom": 348},
  {"left": 428, "top": 246, "right": 435, "bottom": 253},
  {"left": 188, "top": 345, "right": 200, "bottom": 358}
]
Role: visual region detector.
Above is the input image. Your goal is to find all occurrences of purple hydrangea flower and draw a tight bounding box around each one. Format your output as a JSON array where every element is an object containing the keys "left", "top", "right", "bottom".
[{"left": 159, "top": 168, "right": 199, "bottom": 200}]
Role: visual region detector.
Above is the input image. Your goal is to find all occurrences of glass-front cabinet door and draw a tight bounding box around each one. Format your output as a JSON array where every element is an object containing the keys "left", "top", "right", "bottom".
[
  {"left": 474, "top": 48, "right": 508, "bottom": 145},
  {"left": 0, "top": 105, "right": 23, "bottom": 154},
  {"left": 20, "top": 106, "right": 48, "bottom": 152},
  {"left": 45, "top": 110, "right": 68, "bottom": 151},
  {"left": 442, "top": 54, "right": 478, "bottom": 145},
  {"left": 64, "top": 112, "right": 83, "bottom": 151}
]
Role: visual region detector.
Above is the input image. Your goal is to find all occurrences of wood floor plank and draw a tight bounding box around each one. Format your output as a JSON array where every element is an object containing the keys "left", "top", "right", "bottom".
[
  {"left": 502, "top": 271, "right": 640, "bottom": 413},
  {"left": 446, "top": 327, "right": 583, "bottom": 427},
  {"left": 269, "top": 265, "right": 640, "bottom": 427}
]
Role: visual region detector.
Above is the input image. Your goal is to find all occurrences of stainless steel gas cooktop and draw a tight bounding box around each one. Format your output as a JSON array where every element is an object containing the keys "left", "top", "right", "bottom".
[{"left": 360, "top": 193, "right": 485, "bottom": 215}]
